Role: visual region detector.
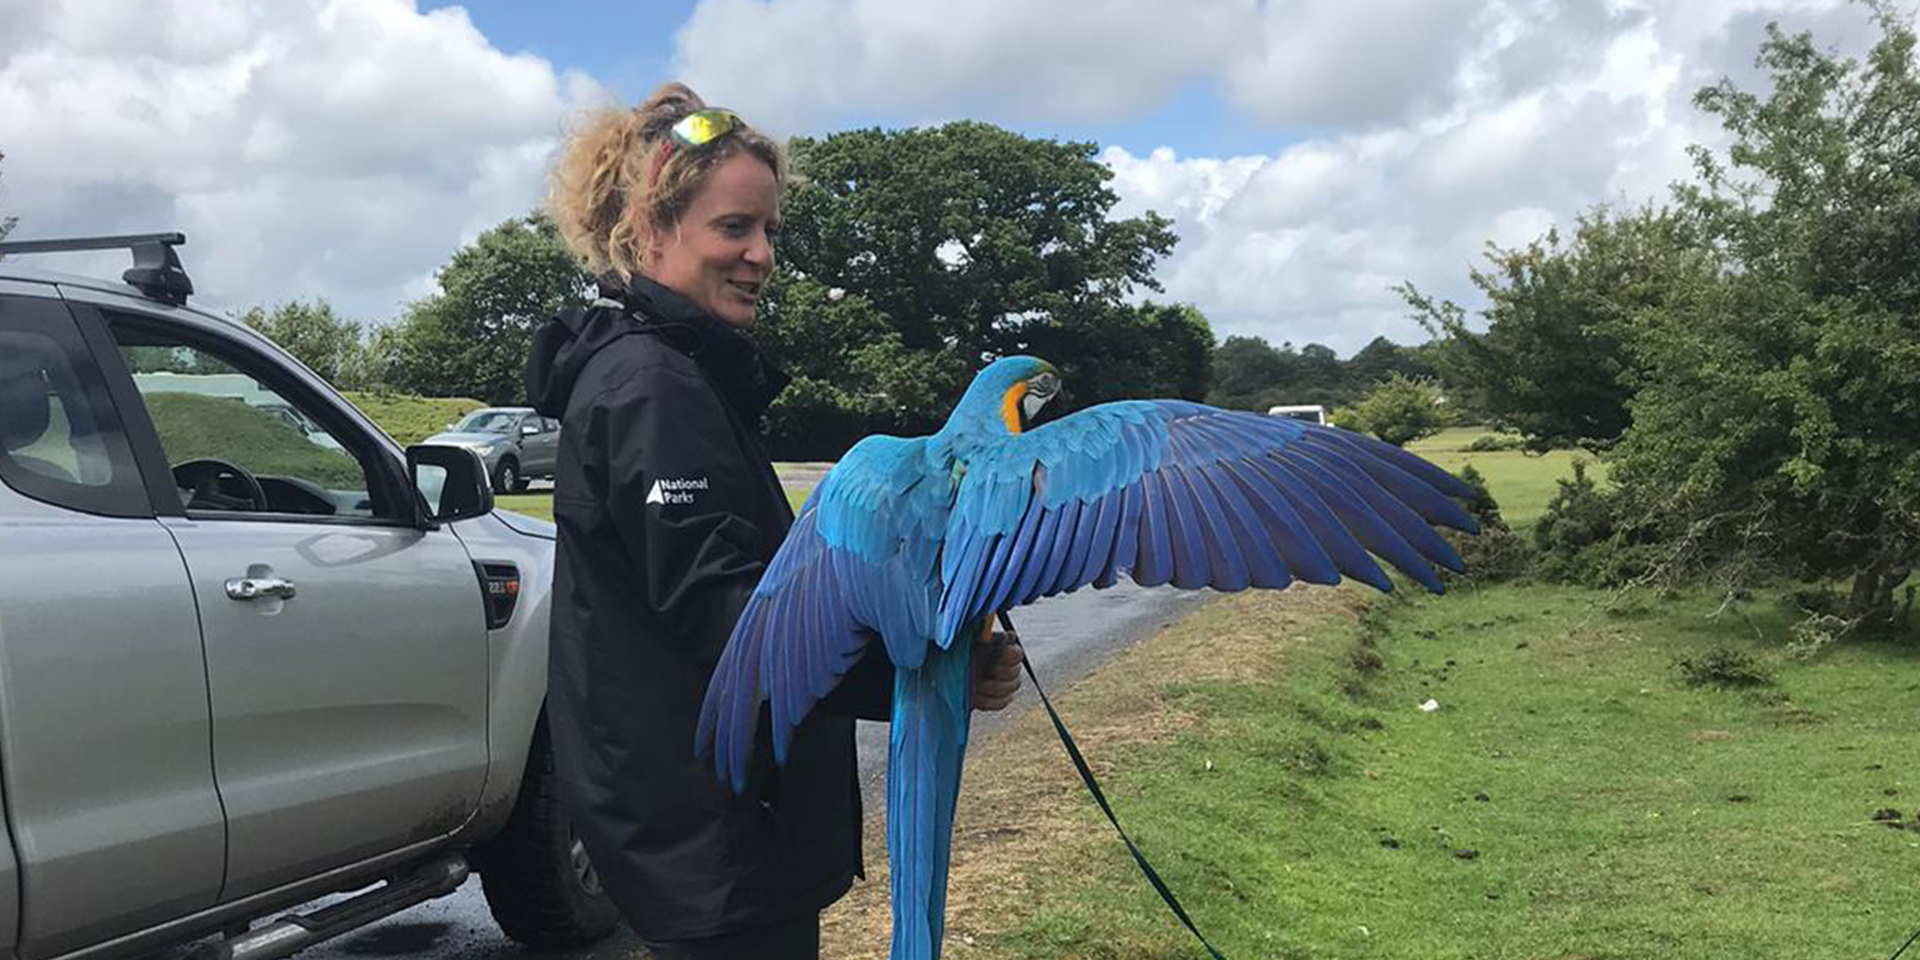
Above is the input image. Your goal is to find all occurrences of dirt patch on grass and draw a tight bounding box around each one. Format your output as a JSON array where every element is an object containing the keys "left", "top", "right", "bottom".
[{"left": 820, "top": 584, "right": 1368, "bottom": 958}]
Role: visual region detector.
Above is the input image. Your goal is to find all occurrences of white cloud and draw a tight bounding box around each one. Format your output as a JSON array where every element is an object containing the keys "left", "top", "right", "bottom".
[
  {"left": 1221, "top": 0, "right": 1494, "bottom": 127},
  {"left": 672, "top": 0, "right": 1256, "bottom": 134},
  {"left": 3, "top": 0, "right": 1892, "bottom": 363},
  {"left": 0, "top": 0, "right": 604, "bottom": 323},
  {"left": 666, "top": 0, "right": 1887, "bottom": 352}
]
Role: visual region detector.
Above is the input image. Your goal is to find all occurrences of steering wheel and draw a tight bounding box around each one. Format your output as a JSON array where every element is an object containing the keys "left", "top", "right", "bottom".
[{"left": 172, "top": 458, "right": 270, "bottom": 512}]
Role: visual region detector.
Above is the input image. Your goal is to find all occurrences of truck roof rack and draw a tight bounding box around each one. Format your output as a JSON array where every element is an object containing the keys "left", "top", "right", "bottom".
[{"left": 0, "top": 232, "right": 194, "bottom": 306}]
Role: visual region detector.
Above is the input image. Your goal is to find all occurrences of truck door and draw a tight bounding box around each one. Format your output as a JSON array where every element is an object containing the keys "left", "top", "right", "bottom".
[
  {"left": 0, "top": 287, "right": 224, "bottom": 959},
  {"left": 98, "top": 309, "right": 490, "bottom": 902}
]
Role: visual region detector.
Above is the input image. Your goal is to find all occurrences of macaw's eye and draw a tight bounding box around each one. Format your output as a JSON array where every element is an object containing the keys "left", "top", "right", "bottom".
[{"left": 1029, "top": 372, "right": 1059, "bottom": 398}]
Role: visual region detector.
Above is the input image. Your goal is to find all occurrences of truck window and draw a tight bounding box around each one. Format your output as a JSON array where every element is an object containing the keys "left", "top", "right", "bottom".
[
  {"left": 110, "top": 321, "right": 395, "bottom": 520},
  {"left": 0, "top": 294, "right": 148, "bottom": 516}
]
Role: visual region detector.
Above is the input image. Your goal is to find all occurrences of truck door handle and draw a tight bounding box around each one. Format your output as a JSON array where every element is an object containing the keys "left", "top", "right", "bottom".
[{"left": 226, "top": 577, "right": 297, "bottom": 601}]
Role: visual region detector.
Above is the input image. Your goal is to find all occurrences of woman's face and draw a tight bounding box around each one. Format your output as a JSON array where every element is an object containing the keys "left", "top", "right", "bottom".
[{"left": 648, "top": 151, "right": 780, "bottom": 328}]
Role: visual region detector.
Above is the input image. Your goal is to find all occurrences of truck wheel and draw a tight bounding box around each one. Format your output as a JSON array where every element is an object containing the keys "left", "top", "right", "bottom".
[
  {"left": 492, "top": 459, "right": 527, "bottom": 495},
  {"left": 473, "top": 719, "right": 621, "bottom": 947}
]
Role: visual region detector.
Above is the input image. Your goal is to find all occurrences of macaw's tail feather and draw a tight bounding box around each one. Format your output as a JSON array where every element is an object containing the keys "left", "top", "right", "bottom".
[{"left": 887, "top": 639, "right": 974, "bottom": 960}]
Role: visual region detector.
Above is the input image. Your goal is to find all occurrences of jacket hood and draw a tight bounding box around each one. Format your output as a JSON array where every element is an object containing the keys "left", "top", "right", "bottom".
[
  {"left": 524, "top": 273, "right": 790, "bottom": 422},
  {"left": 524, "top": 286, "right": 641, "bottom": 419}
]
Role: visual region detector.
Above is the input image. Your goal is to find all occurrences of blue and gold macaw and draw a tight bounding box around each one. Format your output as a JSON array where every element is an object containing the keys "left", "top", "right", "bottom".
[{"left": 697, "top": 356, "right": 1477, "bottom": 959}]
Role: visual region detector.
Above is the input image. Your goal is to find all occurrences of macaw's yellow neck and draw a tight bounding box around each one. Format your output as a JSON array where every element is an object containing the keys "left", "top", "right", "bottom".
[{"left": 1000, "top": 382, "right": 1027, "bottom": 434}]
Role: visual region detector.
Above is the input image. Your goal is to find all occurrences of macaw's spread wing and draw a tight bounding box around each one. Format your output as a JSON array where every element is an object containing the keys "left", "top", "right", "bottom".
[
  {"left": 935, "top": 400, "right": 1480, "bottom": 642},
  {"left": 696, "top": 434, "right": 944, "bottom": 792}
]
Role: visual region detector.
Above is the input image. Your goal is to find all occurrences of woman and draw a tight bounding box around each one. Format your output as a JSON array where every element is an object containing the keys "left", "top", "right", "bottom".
[{"left": 524, "top": 83, "right": 1025, "bottom": 959}]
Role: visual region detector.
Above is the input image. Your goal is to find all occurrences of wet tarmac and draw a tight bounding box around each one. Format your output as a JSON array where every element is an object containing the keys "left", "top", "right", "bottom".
[{"left": 251, "top": 580, "right": 1212, "bottom": 960}]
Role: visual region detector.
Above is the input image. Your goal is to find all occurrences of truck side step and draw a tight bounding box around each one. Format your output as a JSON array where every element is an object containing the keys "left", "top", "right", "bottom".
[{"left": 185, "top": 855, "right": 469, "bottom": 960}]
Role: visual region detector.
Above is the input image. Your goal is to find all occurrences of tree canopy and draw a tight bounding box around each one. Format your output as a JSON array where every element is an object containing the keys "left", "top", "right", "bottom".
[
  {"left": 242, "top": 299, "right": 365, "bottom": 388},
  {"left": 1414, "top": 8, "right": 1920, "bottom": 627},
  {"left": 1207, "top": 334, "right": 1433, "bottom": 414},
  {"left": 1399, "top": 205, "right": 1712, "bottom": 451},
  {"left": 756, "top": 121, "right": 1193, "bottom": 452},
  {"left": 1338, "top": 373, "right": 1449, "bottom": 447},
  {"left": 1612, "top": 10, "right": 1920, "bottom": 624},
  {"left": 386, "top": 213, "right": 592, "bottom": 405}
]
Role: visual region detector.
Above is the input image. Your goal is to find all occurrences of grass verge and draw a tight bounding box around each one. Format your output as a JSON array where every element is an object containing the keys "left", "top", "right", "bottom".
[{"left": 829, "top": 582, "right": 1919, "bottom": 959}]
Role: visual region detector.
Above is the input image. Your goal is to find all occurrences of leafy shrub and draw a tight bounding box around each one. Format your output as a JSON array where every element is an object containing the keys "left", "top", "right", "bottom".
[
  {"left": 1529, "top": 460, "right": 1667, "bottom": 586},
  {"left": 1463, "top": 433, "right": 1524, "bottom": 452},
  {"left": 1339, "top": 373, "right": 1448, "bottom": 447},
  {"left": 1442, "top": 464, "right": 1532, "bottom": 583},
  {"left": 1673, "top": 645, "right": 1771, "bottom": 688}
]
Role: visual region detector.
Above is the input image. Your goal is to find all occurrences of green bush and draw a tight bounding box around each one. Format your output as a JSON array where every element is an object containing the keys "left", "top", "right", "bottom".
[
  {"left": 1529, "top": 460, "right": 1667, "bottom": 587},
  {"left": 1443, "top": 463, "right": 1532, "bottom": 583},
  {"left": 1673, "top": 645, "right": 1772, "bottom": 688},
  {"left": 1464, "top": 433, "right": 1525, "bottom": 452},
  {"left": 1339, "top": 373, "right": 1448, "bottom": 447}
]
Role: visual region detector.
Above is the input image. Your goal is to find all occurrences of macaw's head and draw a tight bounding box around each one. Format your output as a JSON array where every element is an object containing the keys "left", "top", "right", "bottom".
[{"left": 948, "top": 355, "right": 1061, "bottom": 436}]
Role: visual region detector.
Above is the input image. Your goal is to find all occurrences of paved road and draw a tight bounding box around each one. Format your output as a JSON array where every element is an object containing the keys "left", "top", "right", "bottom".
[{"left": 272, "top": 580, "right": 1211, "bottom": 960}]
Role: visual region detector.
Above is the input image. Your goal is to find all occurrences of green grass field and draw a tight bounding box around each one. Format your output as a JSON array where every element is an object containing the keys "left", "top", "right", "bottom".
[
  {"left": 929, "top": 427, "right": 1920, "bottom": 960},
  {"left": 1406, "top": 427, "right": 1608, "bottom": 532},
  {"left": 988, "top": 582, "right": 1918, "bottom": 959},
  {"left": 341, "top": 391, "right": 486, "bottom": 446}
]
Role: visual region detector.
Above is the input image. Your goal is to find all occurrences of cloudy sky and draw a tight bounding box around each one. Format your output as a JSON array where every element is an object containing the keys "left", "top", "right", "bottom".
[{"left": 0, "top": 0, "right": 1883, "bottom": 354}]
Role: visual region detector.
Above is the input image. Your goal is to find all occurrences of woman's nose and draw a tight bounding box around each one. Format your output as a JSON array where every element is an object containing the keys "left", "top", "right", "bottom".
[{"left": 743, "top": 232, "right": 773, "bottom": 268}]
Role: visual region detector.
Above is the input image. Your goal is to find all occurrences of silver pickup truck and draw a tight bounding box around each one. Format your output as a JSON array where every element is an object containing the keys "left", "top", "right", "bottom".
[{"left": 0, "top": 235, "right": 617, "bottom": 960}]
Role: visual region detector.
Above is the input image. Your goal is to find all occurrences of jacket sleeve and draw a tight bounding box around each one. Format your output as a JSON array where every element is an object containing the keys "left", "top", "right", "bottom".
[
  {"left": 581, "top": 365, "right": 769, "bottom": 668},
  {"left": 817, "top": 640, "right": 895, "bottom": 721}
]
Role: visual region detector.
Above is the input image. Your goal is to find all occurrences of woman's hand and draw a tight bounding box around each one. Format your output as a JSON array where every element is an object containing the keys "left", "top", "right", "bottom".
[{"left": 972, "top": 628, "right": 1026, "bottom": 711}]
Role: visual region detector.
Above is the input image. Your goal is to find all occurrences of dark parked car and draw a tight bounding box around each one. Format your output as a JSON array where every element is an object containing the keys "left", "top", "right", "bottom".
[{"left": 425, "top": 407, "right": 560, "bottom": 493}]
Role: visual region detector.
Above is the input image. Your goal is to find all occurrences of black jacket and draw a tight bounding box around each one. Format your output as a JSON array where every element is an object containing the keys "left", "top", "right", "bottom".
[{"left": 524, "top": 275, "right": 886, "bottom": 940}]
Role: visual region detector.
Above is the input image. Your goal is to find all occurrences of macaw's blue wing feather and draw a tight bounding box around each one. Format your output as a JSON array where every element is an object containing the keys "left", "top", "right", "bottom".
[
  {"left": 936, "top": 401, "right": 1481, "bottom": 635},
  {"left": 696, "top": 434, "right": 946, "bottom": 794}
]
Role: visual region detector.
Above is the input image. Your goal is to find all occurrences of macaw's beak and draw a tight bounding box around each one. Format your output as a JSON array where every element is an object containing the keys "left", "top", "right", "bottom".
[{"left": 1021, "top": 389, "right": 1051, "bottom": 423}]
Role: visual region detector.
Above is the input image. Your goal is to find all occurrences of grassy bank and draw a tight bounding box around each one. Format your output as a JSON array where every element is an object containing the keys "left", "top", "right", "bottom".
[
  {"left": 816, "top": 427, "right": 1917, "bottom": 959},
  {"left": 927, "top": 583, "right": 1917, "bottom": 959},
  {"left": 341, "top": 391, "right": 485, "bottom": 446}
]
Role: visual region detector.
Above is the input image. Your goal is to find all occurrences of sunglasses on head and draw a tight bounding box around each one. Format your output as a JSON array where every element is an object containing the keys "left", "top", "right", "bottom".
[{"left": 649, "top": 108, "right": 742, "bottom": 187}]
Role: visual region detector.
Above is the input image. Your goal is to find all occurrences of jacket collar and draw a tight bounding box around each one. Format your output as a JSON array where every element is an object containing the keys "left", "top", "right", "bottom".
[{"left": 600, "top": 273, "right": 791, "bottom": 421}]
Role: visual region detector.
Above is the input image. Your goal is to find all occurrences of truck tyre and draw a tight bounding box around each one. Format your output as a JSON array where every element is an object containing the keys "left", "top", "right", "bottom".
[
  {"left": 473, "top": 718, "right": 621, "bottom": 947},
  {"left": 492, "top": 458, "right": 527, "bottom": 495}
]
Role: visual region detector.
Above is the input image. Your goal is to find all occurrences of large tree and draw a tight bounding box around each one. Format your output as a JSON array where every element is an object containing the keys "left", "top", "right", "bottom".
[
  {"left": 1399, "top": 205, "right": 1713, "bottom": 451},
  {"left": 242, "top": 299, "right": 363, "bottom": 387},
  {"left": 1206, "top": 335, "right": 1415, "bottom": 413},
  {"left": 1613, "top": 10, "right": 1920, "bottom": 625},
  {"left": 388, "top": 213, "right": 592, "bottom": 404},
  {"left": 748, "top": 273, "right": 948, "bottom": 459},
  {"left": 767, "top": 122, "right": 1181, "bottom": 436}
]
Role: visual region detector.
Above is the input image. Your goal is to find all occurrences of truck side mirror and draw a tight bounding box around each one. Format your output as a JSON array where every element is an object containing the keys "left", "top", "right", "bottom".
[{"left": 408, "top": 444, "right": 493, "bottom": 525}]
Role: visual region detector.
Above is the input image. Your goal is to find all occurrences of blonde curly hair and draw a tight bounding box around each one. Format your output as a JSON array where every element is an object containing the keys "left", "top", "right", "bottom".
[{"left": 547, "top": 82, "right": 786, "bottom": 281}]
